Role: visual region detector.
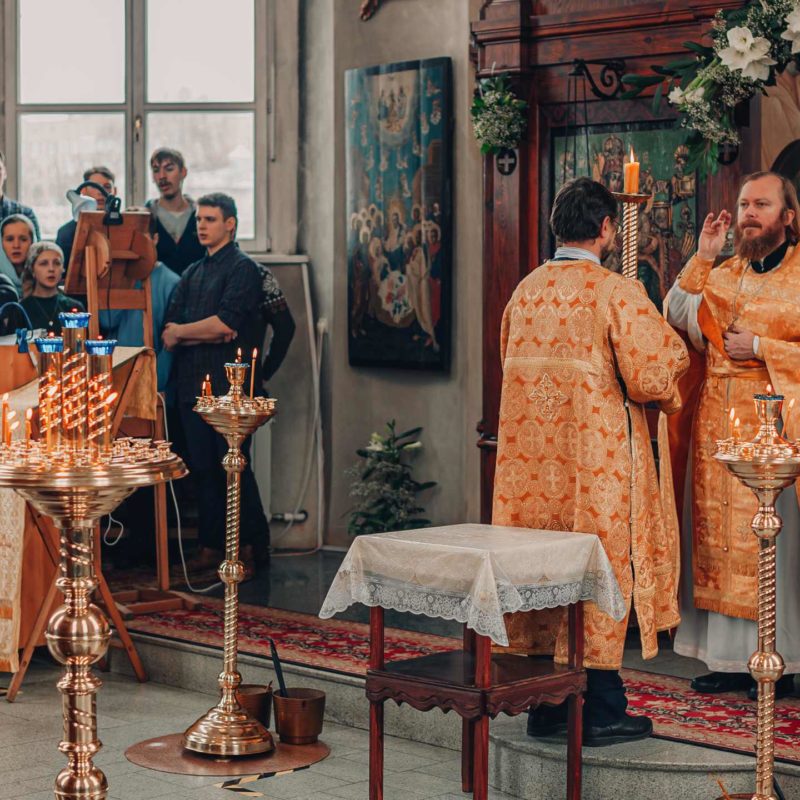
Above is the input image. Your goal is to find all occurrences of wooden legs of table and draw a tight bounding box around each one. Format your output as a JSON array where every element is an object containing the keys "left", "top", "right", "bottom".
[
  {"left": 567, "top": 602, "right": 585, "bottom": 800},
  {"left": 472, "top": 634, "right": 491, "bottom": 800},
  {"left": 369, "top": 607, "right": 385, "bottom": 800}
]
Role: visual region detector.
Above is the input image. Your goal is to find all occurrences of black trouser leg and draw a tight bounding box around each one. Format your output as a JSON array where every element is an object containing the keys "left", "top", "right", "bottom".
[{"left": 584, "top": 668, "right": 628, "bottom": 726}]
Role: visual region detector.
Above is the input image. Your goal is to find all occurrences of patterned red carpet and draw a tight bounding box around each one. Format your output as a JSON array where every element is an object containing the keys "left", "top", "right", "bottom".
[
  {"left": 124, "top": 597, "right": 460, "bottom": 674},
  {"left": 124, "top": 600, "right": 800, "bottom": 764},
  {"left": 623, "top": 668, "right": 800, "bottom": 764}
]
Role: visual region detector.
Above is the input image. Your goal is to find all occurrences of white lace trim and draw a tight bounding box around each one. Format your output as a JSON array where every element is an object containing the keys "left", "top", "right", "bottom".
[{"left": 319, "top": 568, "right": 626, "bottom": 646}]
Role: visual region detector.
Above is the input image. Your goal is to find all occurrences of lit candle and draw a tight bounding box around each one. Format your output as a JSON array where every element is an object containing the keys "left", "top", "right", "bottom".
[
  {"left": 624, "top": 145, "right": 640, "bottom": 194},
  {"left": 250, "top": 348, "right": 257, "bottom": 399},
  {"left": 767, "top": 383, "right": 774, "bottom": 395},
  {"left": 733, "top": 417, "right": 741, "bottom": 443},
  {"left": 236, "top": 348, "right": 242, "bottom": 364},
  {"left": 201, "top": 374, "right": 212, "bottom": 397},
  {"left": 7, "top": 420, "right": 19, "bottom": 445},
  {"left": 1, "top": 393, "right": 8, "bottom": 445},
  {"left": 25, "top": 408, "right": 32, "bottom": 447}
]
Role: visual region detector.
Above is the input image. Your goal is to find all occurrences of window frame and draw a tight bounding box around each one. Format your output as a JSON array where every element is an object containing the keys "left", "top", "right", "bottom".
[{"left": 2, "top": 0, "right": 271, "bottom": 251}]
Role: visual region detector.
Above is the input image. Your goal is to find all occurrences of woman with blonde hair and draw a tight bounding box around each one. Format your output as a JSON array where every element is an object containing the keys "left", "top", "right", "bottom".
[{"left": 18, "top": 241, "right": 84, "bottom": 334}]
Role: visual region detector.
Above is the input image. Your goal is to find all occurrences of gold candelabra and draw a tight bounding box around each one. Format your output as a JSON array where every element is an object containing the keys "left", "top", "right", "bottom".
[
  {"left": 182, "top": 361, "right": 277, "bottom": 756},
  {"left": 612, "top": 191, "right": 649, "bottom": 280},
  {"left": 0, "top": 313, "right": 186, "bottom": 800},
  {"left": 714, "top": 392, "right": 800, "bottom": 800}
]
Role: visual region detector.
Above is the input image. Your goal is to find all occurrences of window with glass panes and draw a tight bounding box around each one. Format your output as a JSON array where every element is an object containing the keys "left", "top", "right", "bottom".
[{"left": 4, "top": 0, "right": 268, "bottom": 248}]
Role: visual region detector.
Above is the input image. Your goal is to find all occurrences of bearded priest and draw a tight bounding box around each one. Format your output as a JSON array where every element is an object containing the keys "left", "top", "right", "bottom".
[
  {"left": 493, "top": 177, "right": 689, "bottom": 746},
  {"left": 667, "top": 171, "right": 800, "bottom": 699}
]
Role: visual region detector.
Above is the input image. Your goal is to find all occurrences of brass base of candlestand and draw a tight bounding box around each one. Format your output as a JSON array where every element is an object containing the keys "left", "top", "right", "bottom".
[{"left": 183, "top": 708, "right": 275, "bottom": 756}]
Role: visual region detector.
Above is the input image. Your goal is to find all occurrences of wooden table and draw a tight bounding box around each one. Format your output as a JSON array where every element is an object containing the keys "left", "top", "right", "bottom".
[{"left": 319, "top": 523, "right": 626, "bottom": 800}]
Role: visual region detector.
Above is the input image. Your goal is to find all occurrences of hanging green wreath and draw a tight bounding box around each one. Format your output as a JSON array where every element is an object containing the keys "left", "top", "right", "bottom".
[
  {"left": 622, "top": 0, "right": 800, "bottom": 178},
  {"left": 471, "top": 75, "right": 529, "bottom": 155}
]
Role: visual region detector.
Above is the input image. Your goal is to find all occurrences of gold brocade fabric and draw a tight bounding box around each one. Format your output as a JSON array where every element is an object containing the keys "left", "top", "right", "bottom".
[
  {"left": 492, "top": 261, "right": 689, "bottom": 670},
  {"left": 678, "top": 248, "right": 800, "bottom": 621}
]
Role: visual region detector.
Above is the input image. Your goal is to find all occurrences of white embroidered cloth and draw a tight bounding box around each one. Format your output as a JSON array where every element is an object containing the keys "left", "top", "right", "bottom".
[{"left": 319, "top": 523, "right": 626, "bottom": 646}]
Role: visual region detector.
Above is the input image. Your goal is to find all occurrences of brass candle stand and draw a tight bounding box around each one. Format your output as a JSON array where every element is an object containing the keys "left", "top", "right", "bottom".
[
  {"left": 714, "top": 393, "right": 800, "bottom": 800},
  {"left": 182, "top": 362, "right": 277, "bottom": 756},
  {"left": 612, "top": 191, "right": 649, "bottom": 280},
  {"left": 0, "top": 315, "right": 186, "bottom": 800}
]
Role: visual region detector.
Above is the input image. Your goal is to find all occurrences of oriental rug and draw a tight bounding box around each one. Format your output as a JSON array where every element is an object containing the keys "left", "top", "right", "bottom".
[
  {"left": 123, "top": 601, "right": 800, "bottom": 764},
  {"left": 124, "top": 597, "right": 460, "bottom": 674},
  {"left": 622, "top": 668, "right": 800, "bottom": 765}
]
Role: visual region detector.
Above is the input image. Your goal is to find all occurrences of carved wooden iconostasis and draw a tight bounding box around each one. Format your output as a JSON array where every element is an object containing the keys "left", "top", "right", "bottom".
[{"left": 471, "top": 0, "right": 757, "bottom": 521}]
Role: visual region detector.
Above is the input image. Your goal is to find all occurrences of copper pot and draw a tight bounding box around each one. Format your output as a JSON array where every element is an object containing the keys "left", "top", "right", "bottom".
[
  {"left": 235, "top": 683, "right": 273, "bottom": 729},
  {"left": 272, "top": 688, "right": 326, "bottom": 744}
]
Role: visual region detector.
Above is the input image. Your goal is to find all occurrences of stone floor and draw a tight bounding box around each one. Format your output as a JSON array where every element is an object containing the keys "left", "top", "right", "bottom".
[{"left": 0, "top": 659, "right": 516, "bottom": 800}]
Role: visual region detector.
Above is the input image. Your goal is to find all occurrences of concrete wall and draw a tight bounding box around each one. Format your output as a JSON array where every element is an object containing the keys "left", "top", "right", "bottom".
[{"left": 298, "top": 0, "right": 483, "bottom": 547}]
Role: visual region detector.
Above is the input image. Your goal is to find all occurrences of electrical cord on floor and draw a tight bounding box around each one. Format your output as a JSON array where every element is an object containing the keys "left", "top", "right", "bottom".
[{"left": 160, "top": 392, "right": 222, "bottom": 594}]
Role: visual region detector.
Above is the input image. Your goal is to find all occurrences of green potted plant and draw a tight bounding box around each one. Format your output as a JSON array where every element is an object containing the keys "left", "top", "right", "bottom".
[{"left": 347, "top": 420, "right": 437, "bottom": 536}]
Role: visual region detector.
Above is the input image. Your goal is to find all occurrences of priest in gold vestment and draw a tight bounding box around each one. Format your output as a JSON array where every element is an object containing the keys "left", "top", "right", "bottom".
[
  {"left": 493, "top": 178, "right": 689, "bottom": 745},
  {"left": 668, "top": 172, "right": 800, "bottom": 699}
]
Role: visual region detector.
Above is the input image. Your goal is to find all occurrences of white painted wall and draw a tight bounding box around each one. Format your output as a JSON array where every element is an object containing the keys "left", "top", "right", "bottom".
[{"left": 298, "top": 0, "right": 484, "bottom": 547}]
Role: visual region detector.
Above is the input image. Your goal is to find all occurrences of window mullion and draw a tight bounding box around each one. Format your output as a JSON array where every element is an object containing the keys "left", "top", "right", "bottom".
[
  {"left": 4, "top": 0, "right": 20, "bottom": 198},
  {"left": 130, "top": 0, "right": 146, "bottom": 205}
]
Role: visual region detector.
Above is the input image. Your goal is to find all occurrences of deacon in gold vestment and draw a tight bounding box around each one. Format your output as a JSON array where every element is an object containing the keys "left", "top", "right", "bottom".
[
  {"left": 493, "top": 178, "right": 689, "bottom": 745},
  {"left": 667, "top": 172, "right": 800, "bottom": 698}
]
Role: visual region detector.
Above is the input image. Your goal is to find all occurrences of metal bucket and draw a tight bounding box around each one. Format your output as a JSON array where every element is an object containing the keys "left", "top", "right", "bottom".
[
  {"left": 236, "top": 683, "right": 273, "bottom": 729},
  {"left": 272, "top": 688, "right": 326, "bottom": 744}
]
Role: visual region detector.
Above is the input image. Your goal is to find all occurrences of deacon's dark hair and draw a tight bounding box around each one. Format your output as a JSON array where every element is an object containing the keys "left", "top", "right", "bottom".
[
  {"left": 741, "top": 170, "right": 800, "bottom": 244},
  {"left": 549, "top": 177, "right": 618, "bottom": 244},
  {"left": 197, "top": 192, "right": 238, "bottom": 221},
  {"left": 83, "top": 165, "right": 115, "bottom": 183},
  {"left": 150, "top": 147, "right": 186, "bottom": 171}
]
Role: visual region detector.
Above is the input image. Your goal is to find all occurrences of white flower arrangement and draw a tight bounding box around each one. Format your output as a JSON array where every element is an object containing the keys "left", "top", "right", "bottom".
[
  {"left": 623, "top": 0, "right": 799, "bottom": 177},
  {"left": 471, "top": 75, "right": 528, "bottom": 156}
]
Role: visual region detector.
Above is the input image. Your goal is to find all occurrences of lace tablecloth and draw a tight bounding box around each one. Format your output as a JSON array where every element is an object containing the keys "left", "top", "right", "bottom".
[{"left": 319, "top": 523, "right": 625, "bottom": 646}]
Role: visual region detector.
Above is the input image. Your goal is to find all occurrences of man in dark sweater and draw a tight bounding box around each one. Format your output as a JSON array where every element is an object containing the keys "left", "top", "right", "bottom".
[
  {"left": 145, "top": 147, "right": 205, "bottom": 276},
  {"left": 163, "top": 193, "right": 269, "bottom": 573},
  {"left": 0, "top": 150, "right": 40, "bottom": 239}
]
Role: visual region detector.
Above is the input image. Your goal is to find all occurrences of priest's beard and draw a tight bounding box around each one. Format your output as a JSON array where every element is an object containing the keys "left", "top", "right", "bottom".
[{"left": 734, "top": 218, "right": 786, "bottom": 262}]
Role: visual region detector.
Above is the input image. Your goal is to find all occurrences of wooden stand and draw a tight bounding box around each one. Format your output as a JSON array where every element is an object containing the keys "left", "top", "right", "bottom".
[
  {"left": 65, "top": 209, "right": 187, "bottom": 613},
  {"left": 366, "top": 603, "right": 585, "bottom": 800}
]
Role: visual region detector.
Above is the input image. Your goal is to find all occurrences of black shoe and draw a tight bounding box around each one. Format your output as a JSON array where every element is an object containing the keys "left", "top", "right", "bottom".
[
  {"left": 527, "top": 703, "right": 568, "bottom": 737},
  {"left": 747, "top": 674, "right": 795, "bottom": 701},
  {"left": 690, "top": 672, "right": 751, "bottom": 694},
  {"left": 583, "top": 713, "right": 653, "bottom": 747}
]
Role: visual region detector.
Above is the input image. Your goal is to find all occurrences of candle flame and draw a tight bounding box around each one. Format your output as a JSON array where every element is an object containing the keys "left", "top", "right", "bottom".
[
  {"left": 7, "top": 410, "right": 16, "bottom": 422},
  {"left": 9, "top": 421, "right": 19, "bottom": 432},
  {"left": 767, "top": 383, "right": 774, "bottom": 394},
  {"left": 734, "top": 417, "right": 741, "bottom": 430},
  {"left": 236, "top": 348, "right": 242, "bottom": 363},
  {"left": 729, "top": 407, "right": 735, "bottom": 422},
  {"left": 25, "top": 408, "right": 32, "bottom": 421},
  {"left": 2, "top": 393, "right": 7, "bottom": 402},
  {"left": 630, "top": 145, "right": 635, "bottom": 163},
  {"left": 790, "top": 399, "right": 796, "bottom": 410},
  {"left": 252, "top": 347, "right": 258, "bottom": 358}
]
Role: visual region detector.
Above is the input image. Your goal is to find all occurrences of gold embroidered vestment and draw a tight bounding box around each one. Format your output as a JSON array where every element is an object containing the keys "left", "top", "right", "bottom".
[{"left": 492, "top": 260, "right": 689, "bottom": 669}]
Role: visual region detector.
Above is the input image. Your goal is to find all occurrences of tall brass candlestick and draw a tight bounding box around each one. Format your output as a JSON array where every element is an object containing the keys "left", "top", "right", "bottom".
[
  {"left": 85, "top": 339, "right": 117, "bottom": 459},
  {"left": 35, "top": 336, "right": 64, "bottom": 452},
  {"left": 715, "top": 393, "right": 800, "bottom": 800},
  {"left": 0, "top": 311, "right": 187, "bottom": 800},
  {"left": 59, "top": 312, "right": 90, "bottom": 451},
  {"left": 183, "top": 362, "right": 277, "bottom": 756},
  {"left": 612, "top": 191, "right": 649, "bottom": 281}
]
